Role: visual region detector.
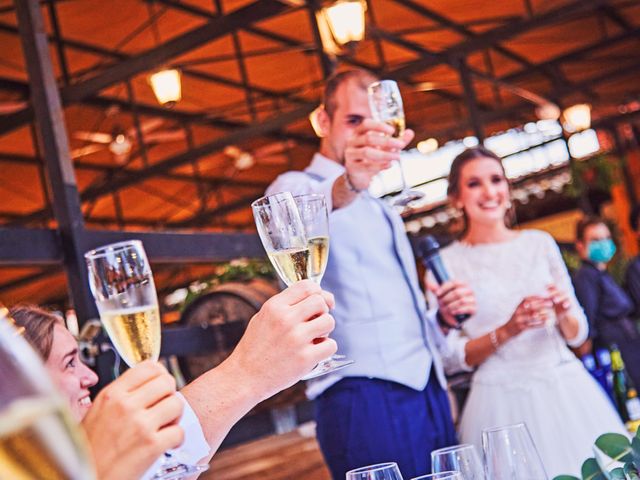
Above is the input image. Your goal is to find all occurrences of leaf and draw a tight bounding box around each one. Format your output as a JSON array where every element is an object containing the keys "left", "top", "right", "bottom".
[
  {"left": 624, "top": 462, "right": 640, "bottom": 480},
  {"left": 596, "top": 433, "right": 635, "bottom": 463},
  {"left": 553, "top": 476, "right": 580, "bottom": 480},
  {"left": 610, "top": 468, "right": 625, "bottom": 479},
  {"left": 633, "top": 437, "right": 640, "bottom": 468},
  {"left": 582, "top": 458, "right": 607, "bottom": 480}
]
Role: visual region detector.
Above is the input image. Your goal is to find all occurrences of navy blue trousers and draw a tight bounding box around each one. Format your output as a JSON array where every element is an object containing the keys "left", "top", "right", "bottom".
[{"left": 315, "top": 370, "right": 457, "bottom": 479}]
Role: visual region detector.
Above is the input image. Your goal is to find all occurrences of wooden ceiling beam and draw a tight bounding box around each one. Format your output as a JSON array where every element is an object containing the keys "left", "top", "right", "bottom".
[{"left": 388, "top": 0, "right": 611, "bottom": 81}]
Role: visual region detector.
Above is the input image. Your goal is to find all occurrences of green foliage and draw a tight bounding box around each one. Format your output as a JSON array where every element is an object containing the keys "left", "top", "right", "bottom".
[
  {"left": 554, "top": 428, "right": 640, "bottom": 480},
  {"left": 566, "top": 154, "right": 622, "bottom": 199},
  {"left": 595, "top": 433, "right": 634, "bottom": 463},
  {"left": 179, "top": 258, "right": 275, "bottom": 311}
]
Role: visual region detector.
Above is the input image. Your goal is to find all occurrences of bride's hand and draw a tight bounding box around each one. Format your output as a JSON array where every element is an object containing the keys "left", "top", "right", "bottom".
[
  {"left": 502, "top": 296, "right": 553, "bottom": 338},
  {"left": 546, "top": 284, "right": 571, "bottom": 319}
]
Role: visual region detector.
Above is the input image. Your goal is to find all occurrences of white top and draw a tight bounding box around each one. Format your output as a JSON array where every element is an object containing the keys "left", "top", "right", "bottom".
[
  {"left": 435, "top": 230, "right": 589, "bottom": 378},
  {"left": 268, "top": 153, "right": 446, "bottom": 399},
  {"left": 141, "top": 393, "right": 210, "bottom": 480}
]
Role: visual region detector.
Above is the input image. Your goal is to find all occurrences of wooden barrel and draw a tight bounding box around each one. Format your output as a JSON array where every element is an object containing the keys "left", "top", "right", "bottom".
[
  {"left": 179, "top": 278, "right": 279, "bottom": 380},
  {"left": 178, "top": 278, "right": 307, "bottom": 412}
]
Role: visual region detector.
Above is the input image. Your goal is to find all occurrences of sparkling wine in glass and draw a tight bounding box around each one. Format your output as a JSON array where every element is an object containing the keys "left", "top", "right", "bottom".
[
  {"left": 367, "top": 79, "right": 424, "bottom": 207},
  {"left": 85, "top": 241, "right": 208, "bottom": 480},
  {"left": 347, "top": 462, "right": 404, "bottom": 480},
  {"left": 431, "top": 444, "right": 485, "bottom": 480},
  {"left": 252, "top": 192, "right": 353, "bottom": 379},
  {"left": 0, "top": 306, "right": 97, "bottom": 480},
  {"left": 482, "top": 423, "right": 548, "bottom": 480},
  {"left": 294, "top": 193, "right": 330, "bottom": 284}
]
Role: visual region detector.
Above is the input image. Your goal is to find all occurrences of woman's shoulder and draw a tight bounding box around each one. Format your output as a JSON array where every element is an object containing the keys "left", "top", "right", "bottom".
[{"left": 518, "top": 229, "right": 557, "bottom": 247}]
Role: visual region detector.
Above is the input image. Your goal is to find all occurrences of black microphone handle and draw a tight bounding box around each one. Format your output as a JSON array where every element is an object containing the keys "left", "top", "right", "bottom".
[{"left": 425, "top": 255, "right": 471, "bottom": 324}]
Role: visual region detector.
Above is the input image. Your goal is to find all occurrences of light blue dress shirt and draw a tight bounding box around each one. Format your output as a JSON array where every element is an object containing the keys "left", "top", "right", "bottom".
[{"left": 267, "top": 153, "right": 446, "bottom": 399}]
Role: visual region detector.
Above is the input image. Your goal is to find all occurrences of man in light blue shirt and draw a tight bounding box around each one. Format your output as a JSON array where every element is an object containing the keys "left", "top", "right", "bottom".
[{"left": 267, "top": 70, "right": 466, "bottom": 478}]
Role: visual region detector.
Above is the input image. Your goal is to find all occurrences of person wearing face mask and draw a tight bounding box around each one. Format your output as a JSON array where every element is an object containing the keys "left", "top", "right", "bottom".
[
  {"left": 573, "top": 216, "right": 640, "bottom": 387},
  {"left": 428, "top": 147, "right": 625, "bottom": 478},
  {"left": 625, "top": 205, "right": 640, "bottom": 316}
]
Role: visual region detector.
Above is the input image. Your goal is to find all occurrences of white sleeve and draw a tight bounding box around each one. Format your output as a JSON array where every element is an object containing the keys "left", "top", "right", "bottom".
[
  {"left": 139, "top": 393, "right": 210, "bottom": 480},
  {"left": 266, "top": 171, "right": 338, "bottom": 212},
  {"left": 424, "top": 270, "right": 473, "bottom": 374},
  {"left": 542, "top": 232, "right": 589, "bottom": 347}
]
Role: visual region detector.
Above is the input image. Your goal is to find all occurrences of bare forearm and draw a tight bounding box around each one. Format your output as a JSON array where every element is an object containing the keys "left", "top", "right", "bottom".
[
  {"left": 464, "top": 326, "right": 510, "bottom": 367},
  {"left": 180, "top": 356, "right": 265, "bottom": 460},
  {"left": 557, "top": 314, "right": 580, "bottom": 342}
]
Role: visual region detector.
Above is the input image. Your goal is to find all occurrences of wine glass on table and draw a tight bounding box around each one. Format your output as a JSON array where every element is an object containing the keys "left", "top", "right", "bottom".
[
  {"left": 0, "top": 305, "right": 97, "bottom": 480},
  {"left": 347, "top": 462, "right": 404, "bottom": 480},
  {"left": 84, "top": 240, "right": 208, "bottom": 480},
  {"left": 252, "top": 192, "right": 353, "bottom": 380},
  {"left": 482, "top": 423, "right": 548, "bottom": 480},
  {"left": 367, "top": 79, "right": 424, "bottom": 207}
]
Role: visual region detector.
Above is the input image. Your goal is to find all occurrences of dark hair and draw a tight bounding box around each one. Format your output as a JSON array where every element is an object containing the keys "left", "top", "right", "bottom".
[
  {"left": 323, "top": 69, "right": 378, "bottom": 119},
  {"left": 447, "top": 146, "right": 505, "bottom": 198},
  {"left": 630, "top": 204, "right": 640, "bottom": 232},
  {"left": 575, "top": 216, "right": 608, "bottom": 242},
  {"left": 10, "top": 305, "right": 62, "bottom": 360}
]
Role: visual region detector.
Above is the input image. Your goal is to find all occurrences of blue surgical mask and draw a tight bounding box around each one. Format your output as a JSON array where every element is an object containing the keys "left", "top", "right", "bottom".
[{"left": 587, "top": 238, "right": 616, "bottom": 263}]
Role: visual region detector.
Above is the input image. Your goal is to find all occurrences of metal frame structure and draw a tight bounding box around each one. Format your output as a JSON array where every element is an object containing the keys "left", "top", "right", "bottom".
[
  {"left": 1, "top": 0, "right": 638, "bottom": 450},
  {"left": 0, "top": 0, "right": 637, "bottom": 312},
  {"left": 0, "top": 0, "right": 636, "bottom": 316}
]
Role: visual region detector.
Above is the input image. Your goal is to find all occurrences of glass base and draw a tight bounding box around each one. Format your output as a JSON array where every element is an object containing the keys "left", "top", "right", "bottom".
[
  {"left": 393, "top": 190, "right": 425, "bottom": 207},
  {"left": 301, "top": 355, "right": 355, "bottom": 380},
  {"left": 151, "top": 462, "right": 209, "bottom": 480}
]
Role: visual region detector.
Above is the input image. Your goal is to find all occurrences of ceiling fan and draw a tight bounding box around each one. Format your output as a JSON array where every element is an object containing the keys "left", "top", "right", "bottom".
[
  {"left": 71, "top": 117, "right": 186, "bottom": 164},
  {"left": 223, "top": 140, "right": 295, "bottom": 171},
  {"left": 0, "top": 100, "right": 28, "bottom": 114}
]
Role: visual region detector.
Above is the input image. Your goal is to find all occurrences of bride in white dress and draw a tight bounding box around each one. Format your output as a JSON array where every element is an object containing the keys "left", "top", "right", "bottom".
[{"left": 429, "top": 147, "right": 626, "bottom": 478}]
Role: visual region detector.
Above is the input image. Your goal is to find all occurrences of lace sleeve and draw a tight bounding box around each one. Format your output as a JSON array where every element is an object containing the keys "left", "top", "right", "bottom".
[
  {"left": 542, "top": 232, "right": 589, "bottom": 347},
  {"left": 424, "top": 269, "right": 474, "bottom": 374}
]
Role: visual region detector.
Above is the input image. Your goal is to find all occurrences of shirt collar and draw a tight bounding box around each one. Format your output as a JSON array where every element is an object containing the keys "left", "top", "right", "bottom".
[{"left": 306, "top": 152, "right": 345, "bottom": 180}]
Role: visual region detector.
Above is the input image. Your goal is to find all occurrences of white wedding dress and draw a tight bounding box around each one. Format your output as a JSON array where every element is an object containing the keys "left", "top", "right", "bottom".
[{"left": 437, "top": 230, "right": 626, "bottom": 478}]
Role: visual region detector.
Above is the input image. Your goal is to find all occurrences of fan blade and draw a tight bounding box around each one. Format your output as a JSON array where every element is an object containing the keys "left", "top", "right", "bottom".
[
  {"left": 70, "top": 144, "right": 106, "bottom": 159},
  {"left": 126, "top": 118, "right": 165, "bottom": 138},
  {"left": 253, "top": 140, "right": 295, "bottom": 158},
  {"left": 412, "top": 81, "right": 459, "bottom": 92},
  {"left": 0, "top": 100, "right": 28, "bottom": 114},
  {"left": 73, "top": 131, "right": 113, "bottom": 144},
  {"left": 143, "top": 130, "right": 186, "bottom": 143},
  {"left": 255, "top": 154, "right": 289, "bottom": 165}
]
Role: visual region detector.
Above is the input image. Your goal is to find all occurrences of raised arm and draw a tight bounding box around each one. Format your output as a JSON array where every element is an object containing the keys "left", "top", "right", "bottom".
[{"left": 180, "top": 280, "right": 336, "bottom": 460}]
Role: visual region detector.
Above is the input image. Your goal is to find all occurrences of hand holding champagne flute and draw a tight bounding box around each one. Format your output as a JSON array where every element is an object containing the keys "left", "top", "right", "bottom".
[
  {"left": 367, "top": 79, "right": 424, "bottom": 206},
  {"left": 252, "top": 192, "right": 352, "bottom": 379},
  {"left": 85, "top": 240, "right": 207, "bottom": 479}
]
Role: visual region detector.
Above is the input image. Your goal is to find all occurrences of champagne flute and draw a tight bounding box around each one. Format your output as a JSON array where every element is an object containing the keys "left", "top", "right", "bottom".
[
  {"left": 367, "top": 79, "right": 424, "bottom": 207},
  {"left": 346, "top": 462, "right": 404, "bottom": 480},
  {"left": 0, "top": 306, "right": 97, "bottom": 480},
  {"left": 412, "top": 472, "right": 464, "bottom": 480},
  {"left": 85, "top": 240, "right": 208, "bottom": 480},
  {"left": 482, "top": 423, "right": 548, "bottom": 480},
  {"left": 252, "top": 192, "right": 353, "bottom": 379},
  {"left": 431, "top": 444, "right": 485, "bottom": 480}
]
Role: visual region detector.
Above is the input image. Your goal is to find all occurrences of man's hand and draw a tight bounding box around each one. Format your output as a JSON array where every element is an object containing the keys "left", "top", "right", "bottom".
[
  {"left": 227, "top": 280, "right": 337, "bottom": 402},
  {"left": 344, "top": 119, "right": 415, "bottom": 191},
  {"left": 82, "top": 361, "right": 184, "bottom": 480}
]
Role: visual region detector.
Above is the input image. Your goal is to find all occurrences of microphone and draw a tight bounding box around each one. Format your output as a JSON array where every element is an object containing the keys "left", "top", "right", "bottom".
[{"left": 418, "top": 235, "right": 471, "bottom": 325}]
